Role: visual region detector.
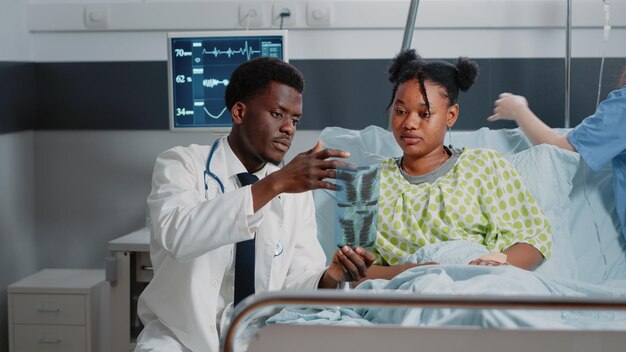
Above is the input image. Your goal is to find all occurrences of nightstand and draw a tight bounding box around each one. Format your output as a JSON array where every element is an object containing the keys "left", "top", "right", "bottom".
[
  {"left": 108, "top": 227, "right": 151, "bottom": 351},
  {"left": 8, "top": 269, "right": 106, "bottom": 352}
]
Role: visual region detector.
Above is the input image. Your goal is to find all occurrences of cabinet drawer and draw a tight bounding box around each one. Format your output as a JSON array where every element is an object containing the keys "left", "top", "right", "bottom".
[
  {"left": 12, "top": 293, "right": 85, "bottom": 325},
  {"left": 135, "top": 251, "right": 154, "bottom": 283},
  {"left": 13, "top": 324, "right": 86, "bottom": 352}
]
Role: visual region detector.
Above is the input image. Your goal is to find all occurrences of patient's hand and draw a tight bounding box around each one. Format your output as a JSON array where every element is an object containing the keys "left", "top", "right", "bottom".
[
  {"left": 469, "top": 252, "right": 509, "bottom": 266},
  {"left": 468, "top": 259, "right": 510, "bottom": 266},
  {"left": 319, "top": 246, "right": 376, "bottom": 288}
]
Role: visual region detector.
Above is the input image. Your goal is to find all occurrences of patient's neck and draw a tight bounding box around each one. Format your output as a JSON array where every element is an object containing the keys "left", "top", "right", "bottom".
[{"left": 401, "top": 146, "right": 450, "bottom": 176}]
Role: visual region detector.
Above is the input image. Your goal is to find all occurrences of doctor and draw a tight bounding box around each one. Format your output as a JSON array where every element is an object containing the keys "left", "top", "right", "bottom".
[{"left": 136, "top": 57, "right": 375, "bottom": 351}]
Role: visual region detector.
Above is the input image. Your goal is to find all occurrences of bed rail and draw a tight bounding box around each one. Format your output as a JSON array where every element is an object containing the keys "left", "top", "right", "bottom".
[{"left": 221, "top": 290, "right": 626, "bottom": 352}]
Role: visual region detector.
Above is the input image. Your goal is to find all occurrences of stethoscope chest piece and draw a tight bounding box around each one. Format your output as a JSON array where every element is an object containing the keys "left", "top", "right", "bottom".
[{"left": 274, "top": 241, "right": 283, "bottom": 257}]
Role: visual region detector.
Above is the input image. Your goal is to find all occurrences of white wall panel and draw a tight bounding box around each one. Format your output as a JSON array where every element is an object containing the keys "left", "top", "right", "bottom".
[
  {"left": 29, "top": 27, "right": 626, "bottom": 62},
  {"left": 1, "top": 0, "right": 30, "bottom": 60},
  {"left": 26, "top": 1, "right": 625, "bottom": 32},
  {"left": 25, "top": 0, "right": 626, "bottom": 62}
]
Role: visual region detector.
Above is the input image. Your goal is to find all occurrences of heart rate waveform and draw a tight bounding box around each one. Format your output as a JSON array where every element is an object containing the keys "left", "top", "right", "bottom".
[
  {"left": 202, "top": 41, "right": 261, "bottom": 61},
  {"left": 203, "top": 78, "right": 229, "bottom": 88},
  {"left": 204, "top": 106, "right": 228, "bottom": 119}
]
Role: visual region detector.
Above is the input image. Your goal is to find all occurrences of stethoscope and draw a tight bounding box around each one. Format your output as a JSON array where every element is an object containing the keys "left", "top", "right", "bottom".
[
  {"left": 204, "top": 138, "right": 283, "bottom": 257},
  {"left": 204, "top": 138, "right": 225, "bottom": 195}
]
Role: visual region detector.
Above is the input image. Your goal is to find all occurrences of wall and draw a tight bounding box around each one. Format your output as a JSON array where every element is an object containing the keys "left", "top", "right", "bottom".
[
  {"left": 23, "top": 0, "right": 626, "bottom": 130},
  {"left": 0, "top": 0, "right": 33, "bottom": 350},
  {"left": 1, "top": 0, "right": 29, "bottom": 61},
  {"left": 0, "top": 133, "right": 37, "bottom": 352},
  {"left": 27, "top": 57, "right": 626, "bottom": 132},
  {"left": 32, "top": 130, "right": 321, "bottom": 268},
  {"left": 24, "top": 0, "right": 626, "bottom": 61}
]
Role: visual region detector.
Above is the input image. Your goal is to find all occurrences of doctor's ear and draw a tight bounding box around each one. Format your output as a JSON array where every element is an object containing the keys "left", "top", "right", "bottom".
[{"left": 231, "top": 102, "right": 247, "bottom": 125}]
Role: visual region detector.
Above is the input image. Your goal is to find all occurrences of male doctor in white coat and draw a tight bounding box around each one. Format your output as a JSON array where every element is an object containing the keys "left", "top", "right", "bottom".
[{"left": 135, "top": 57, "right": 375, "bottom": 351}]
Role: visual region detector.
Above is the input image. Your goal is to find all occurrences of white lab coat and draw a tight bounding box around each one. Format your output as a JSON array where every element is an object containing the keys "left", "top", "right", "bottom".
[{"left": 137, "top": 137, "right": 327, "bottom": 351}]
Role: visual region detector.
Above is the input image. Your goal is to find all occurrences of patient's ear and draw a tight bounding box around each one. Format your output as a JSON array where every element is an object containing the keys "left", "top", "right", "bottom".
[
  {"left": 231, "top": 101, "right": 246, "bottom": 125},
  {"left": 447, "top": 103, "right": 459, "bottom": 127}
]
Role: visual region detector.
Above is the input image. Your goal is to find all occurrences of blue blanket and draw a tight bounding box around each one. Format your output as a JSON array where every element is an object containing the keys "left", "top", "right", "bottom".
[{"left": 267, "top": 241, "right": 626, "bottom": 329}]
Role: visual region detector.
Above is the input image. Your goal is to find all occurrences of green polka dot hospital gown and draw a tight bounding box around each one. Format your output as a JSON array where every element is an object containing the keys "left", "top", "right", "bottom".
[{"left": 374, "top": 147, "right": 552, "bottom": 265}]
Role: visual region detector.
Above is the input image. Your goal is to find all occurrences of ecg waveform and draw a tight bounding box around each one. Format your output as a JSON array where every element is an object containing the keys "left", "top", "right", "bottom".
[
  {"left": 203, "top": 78, "right": 229, "bottom": 88},
  {"left": 202, "top": 41, "right": 261, "bottom": 60},
  {"left": 203, "top": 106, "right": 228, "bottom": 119}
]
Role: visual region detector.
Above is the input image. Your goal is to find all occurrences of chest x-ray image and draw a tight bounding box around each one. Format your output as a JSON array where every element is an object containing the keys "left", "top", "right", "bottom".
[{"left": 335, "top": 164, "right": 381, "bottom": 248}]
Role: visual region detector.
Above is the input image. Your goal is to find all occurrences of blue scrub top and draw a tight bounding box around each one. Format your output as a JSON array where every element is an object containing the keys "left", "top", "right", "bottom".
[{"left": 568, "top": 85, "right": 626, "bottom": 241}]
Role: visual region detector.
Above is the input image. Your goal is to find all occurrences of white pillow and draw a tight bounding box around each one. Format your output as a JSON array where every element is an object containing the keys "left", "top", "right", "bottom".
[{"left": 505, "top": 144, "right": 580, "bottom": 279}]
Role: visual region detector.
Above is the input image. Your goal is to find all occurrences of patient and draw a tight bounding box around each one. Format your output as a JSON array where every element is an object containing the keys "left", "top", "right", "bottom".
[{"left": 363, "top": 50, "right": 552, "bottom": 281}]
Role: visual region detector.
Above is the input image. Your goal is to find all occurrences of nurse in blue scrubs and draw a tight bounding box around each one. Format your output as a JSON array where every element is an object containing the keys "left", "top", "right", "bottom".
[{"left": 487, "top": 68, "right": 626, "bottom": 241}]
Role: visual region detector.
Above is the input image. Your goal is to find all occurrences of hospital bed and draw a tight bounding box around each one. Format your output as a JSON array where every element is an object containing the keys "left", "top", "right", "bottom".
[{"left": 223, "top": 126, "right": 626, "bottom": 352}]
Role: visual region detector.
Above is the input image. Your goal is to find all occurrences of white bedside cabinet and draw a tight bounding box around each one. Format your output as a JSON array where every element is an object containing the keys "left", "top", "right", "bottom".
[{"left": 8, "top": 269, "right": 106, "bottom": 352}]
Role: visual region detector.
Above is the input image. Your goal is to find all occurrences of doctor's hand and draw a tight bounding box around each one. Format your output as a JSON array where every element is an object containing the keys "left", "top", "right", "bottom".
[
  {"left": 251, "top": 141, "right": 353, "bottom": 213},
  {"left": 487, "top": 93, "right": 531, "bottom": 123},
  {"left": 275, "top": 140, "right": 354, "bottom": 193},
  {"left": 318, "top": 246, "right": 376, "bottom": 288}
]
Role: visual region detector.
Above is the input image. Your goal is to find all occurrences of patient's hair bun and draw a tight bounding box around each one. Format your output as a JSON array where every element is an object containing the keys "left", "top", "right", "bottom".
[
  {"left": 456, "top": 57, "right": 479, "bottom": 92},
  {"left": 388, "top": 49, "right": 420, "bottom": 83}
]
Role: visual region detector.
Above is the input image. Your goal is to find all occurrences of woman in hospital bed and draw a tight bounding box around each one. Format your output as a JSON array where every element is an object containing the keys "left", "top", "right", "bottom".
[
  {"left": 358, "top": 50, "right": 552, "bottom": 282},
  {"left": 263, "top": 52, "right": 626, "bottom": 331}
]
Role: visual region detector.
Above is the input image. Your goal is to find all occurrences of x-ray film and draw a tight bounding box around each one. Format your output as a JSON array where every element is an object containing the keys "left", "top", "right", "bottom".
[{"left": 335, "top": 164, "right": 380, "bottom": 248}]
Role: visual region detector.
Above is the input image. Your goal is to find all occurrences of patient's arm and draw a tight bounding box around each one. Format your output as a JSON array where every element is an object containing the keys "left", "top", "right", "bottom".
[
  {"left": 354, "top": 262, "right": 437, "bottom": 285},
  {"left": 502, "top": 242, "right": 544, "bottom": 270}
]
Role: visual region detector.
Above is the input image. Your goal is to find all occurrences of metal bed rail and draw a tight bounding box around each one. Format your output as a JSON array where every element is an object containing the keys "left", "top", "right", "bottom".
[{"left": 222, "top": 290, "right": 626, "bottom": 352}]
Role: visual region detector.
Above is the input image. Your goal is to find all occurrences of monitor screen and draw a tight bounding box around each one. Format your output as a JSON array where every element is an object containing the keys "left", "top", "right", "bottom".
[{"left": 167, "top": 30, "right": 288, "bottom": 132}]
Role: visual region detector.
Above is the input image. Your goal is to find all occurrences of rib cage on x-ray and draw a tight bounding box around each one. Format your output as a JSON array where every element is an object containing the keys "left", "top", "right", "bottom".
[{"left": 335, "top": 165, "right": 380, "bottom": 248}]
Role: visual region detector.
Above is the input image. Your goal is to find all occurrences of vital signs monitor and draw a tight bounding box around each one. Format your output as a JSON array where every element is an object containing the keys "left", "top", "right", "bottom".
[{"left": 167, "top": 30, "right": 288, "bottom": 132}]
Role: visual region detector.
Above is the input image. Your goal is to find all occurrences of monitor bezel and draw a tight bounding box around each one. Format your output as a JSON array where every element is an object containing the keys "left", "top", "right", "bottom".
[{"left": 167, "top": 30, "right": 289, "bottom": 133}]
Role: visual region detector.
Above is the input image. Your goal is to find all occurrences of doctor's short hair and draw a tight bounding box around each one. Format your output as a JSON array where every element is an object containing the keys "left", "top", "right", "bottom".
[
  {"left": 387, "top": 49, "right": 479, "bottom": 114},
  {"left": 225, "top": 57, "right": 304, "bottom": 110}
]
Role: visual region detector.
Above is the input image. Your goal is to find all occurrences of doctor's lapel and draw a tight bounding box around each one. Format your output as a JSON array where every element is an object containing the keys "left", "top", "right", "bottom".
[{"left": 254, "top": 196, "right": 284, "bottom": 292}]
